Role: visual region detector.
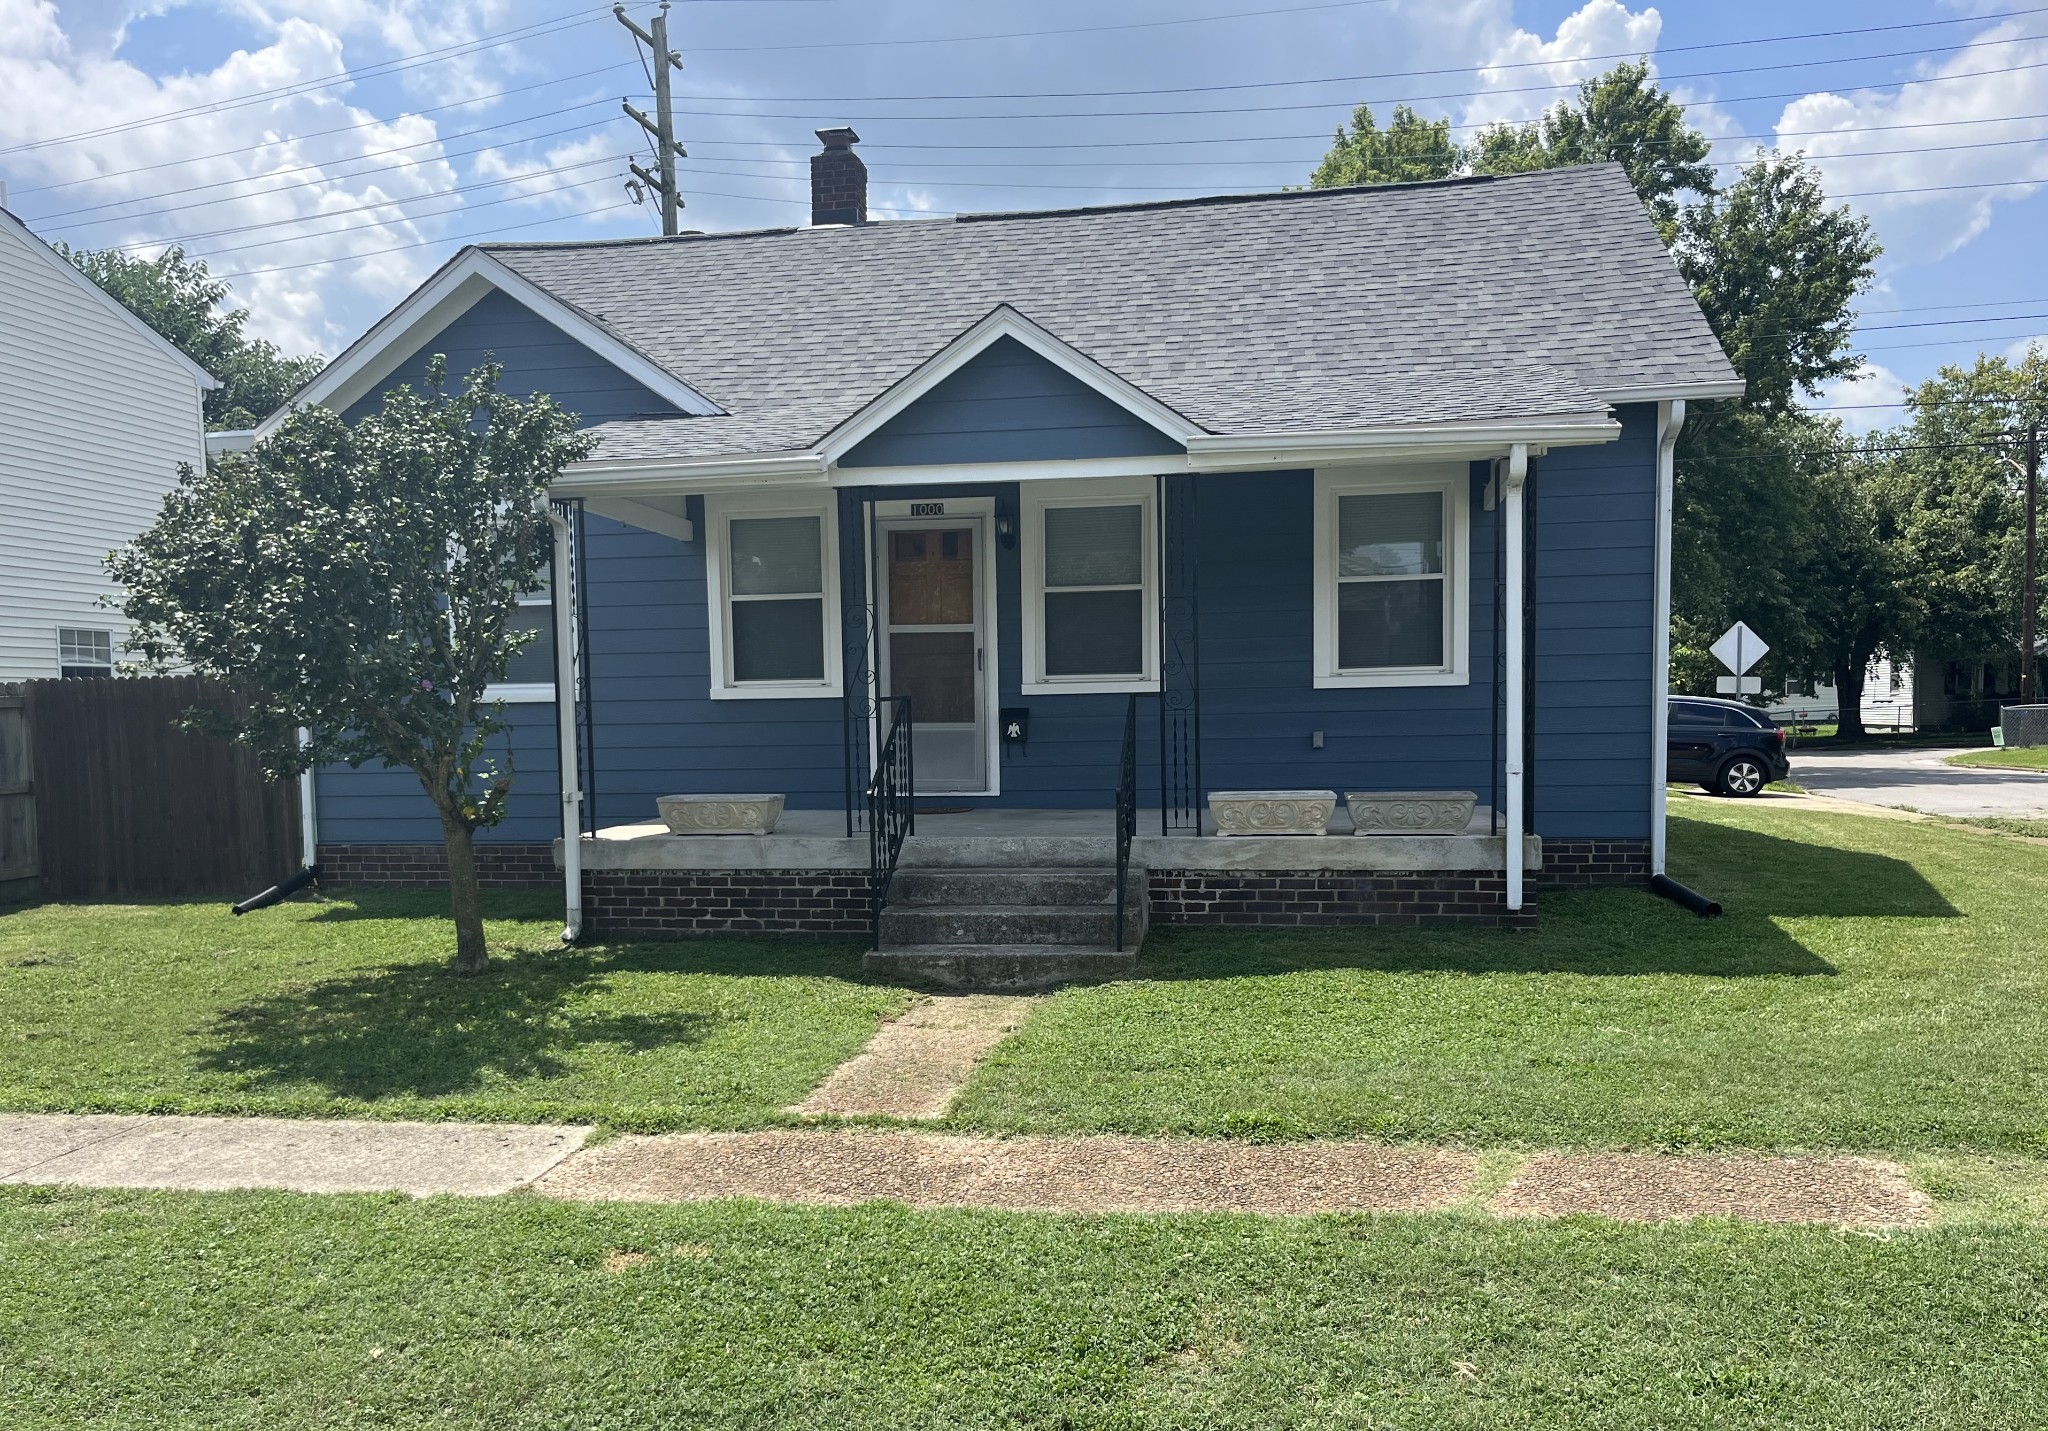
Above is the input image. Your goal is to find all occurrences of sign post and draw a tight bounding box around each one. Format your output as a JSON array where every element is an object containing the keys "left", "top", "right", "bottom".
[{"left": 1711, "top": 621, "right": 1769, "bottom": 696}]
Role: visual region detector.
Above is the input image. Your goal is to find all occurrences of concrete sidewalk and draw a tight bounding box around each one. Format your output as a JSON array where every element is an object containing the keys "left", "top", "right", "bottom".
[
  {"left": 0, "top": 1112, "right": 1933, "bottom": 1227},
  {"left": 0, "top": 1113, "right": 589, "bottom": 1197}
]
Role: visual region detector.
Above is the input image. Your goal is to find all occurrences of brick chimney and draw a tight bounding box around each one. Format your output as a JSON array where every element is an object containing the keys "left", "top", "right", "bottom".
[{"left": 810, "top": 127, "right": 867, "bottom": 226}]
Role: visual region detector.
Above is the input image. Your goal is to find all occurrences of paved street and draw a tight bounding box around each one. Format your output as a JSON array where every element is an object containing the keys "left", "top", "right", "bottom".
[{"left": 1786, "top": 746, "right": 2048, "bottom": 819}]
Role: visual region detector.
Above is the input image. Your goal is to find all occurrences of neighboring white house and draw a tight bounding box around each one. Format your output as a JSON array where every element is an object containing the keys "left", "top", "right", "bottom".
[{"left": 0, "top": 205, "right": 215, "bottom": 680}]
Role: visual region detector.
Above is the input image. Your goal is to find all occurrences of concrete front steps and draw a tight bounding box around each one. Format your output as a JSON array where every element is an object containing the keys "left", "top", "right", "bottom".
[{"left": 864, "top": 866, "right": 1146, "bottom": 991}]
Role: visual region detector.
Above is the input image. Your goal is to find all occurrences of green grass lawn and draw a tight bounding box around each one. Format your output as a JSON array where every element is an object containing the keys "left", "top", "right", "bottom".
[
  {"left": 948, "top": 800, "right": 2048, "bottom": 1154},
  {"left": 1947, "top": 745, "right": 2048, "bottom": 771},
  {"left": 3, "top": 1185, "right": 2045, "bottom": 1430},
  {"left": 0, "top": 891, "right": 902, "bottom": 1130}
]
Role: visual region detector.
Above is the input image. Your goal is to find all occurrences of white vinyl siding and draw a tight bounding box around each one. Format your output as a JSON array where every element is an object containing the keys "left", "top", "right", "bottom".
[
  {"left": 1312, "top": 464, "right": 1471, "bottom": 688},
  {"left": 0, "top": 217, "right": 209, "bottom": 679}
]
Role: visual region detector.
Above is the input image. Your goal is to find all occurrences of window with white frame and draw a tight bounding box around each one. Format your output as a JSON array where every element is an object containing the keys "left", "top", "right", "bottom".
[
  {"left": 486, "top": 572, "right": 556, "bottom": 702},
  {"left": 704, "top": 494, "right": 841, "bottom": 698},
  {"left": 1312, "top": 466, "right": 1469, "bottom": 688},
  {"left": 58, "top": 627, "right": 114, "bottom": 679},
  {"left": 1021, "top": 480, "right": 1157, "bottom": 693}
]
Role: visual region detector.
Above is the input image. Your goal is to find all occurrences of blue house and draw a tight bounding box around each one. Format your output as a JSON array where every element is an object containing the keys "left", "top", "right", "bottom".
[{"left": 265, "top": 135, "right": 1741, "bottom": 984}]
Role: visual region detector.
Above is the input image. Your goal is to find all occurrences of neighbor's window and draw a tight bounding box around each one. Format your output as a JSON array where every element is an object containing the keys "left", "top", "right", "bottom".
[
  {"left": 58, "top": 627, "right": 114, "bottom": 679},
  {"left": 705, "top": 496, "right": 841, "bottom": 698},
  {"left": 1022, "top": 482, "right": 1157, "bottom": 693},
  {"left": 1313, "top": 467, "right": 1469, "bottom": 688}
]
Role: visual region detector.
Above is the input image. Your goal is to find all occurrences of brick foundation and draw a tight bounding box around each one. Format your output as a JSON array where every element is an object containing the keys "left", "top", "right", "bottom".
[
  {"left": 315, "top": 842, "right": 557, "bottom": 890},
  {"left": 582, "top": 869, "right": 872, "bottom": 936},
  {"left": 1534, "top": 839, "right": 1651, "bottom": 888},
  {"left": 1147, "top": 870, "right": 1536, "bottom": 928}
]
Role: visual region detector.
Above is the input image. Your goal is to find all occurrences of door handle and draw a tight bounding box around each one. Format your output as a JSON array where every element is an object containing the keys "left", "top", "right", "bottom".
[{"left": 977, "top": 647, "right": 984, "bottom": 672}]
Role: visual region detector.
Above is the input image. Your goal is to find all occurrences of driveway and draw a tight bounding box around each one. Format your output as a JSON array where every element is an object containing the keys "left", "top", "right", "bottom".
[{"left": 1786, "top": 746, "right": 2048, "bottom": 819}]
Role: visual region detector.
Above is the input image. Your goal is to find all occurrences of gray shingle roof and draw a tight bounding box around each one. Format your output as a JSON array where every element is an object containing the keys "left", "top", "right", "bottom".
[{"left": 483, "top": 164, "right": 1737, "bottom": 462}]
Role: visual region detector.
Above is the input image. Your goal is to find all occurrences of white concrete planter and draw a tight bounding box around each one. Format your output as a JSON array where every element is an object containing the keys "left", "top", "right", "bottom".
[
  {"left": 656, "top": 794, "right": 786, "bottom": 835},
  {"left": 1345, "top": 790, "right": 1477, "bottom": 835},
  {"left": 1208, "top": 790, "right": 1337, "bottom": 836}
]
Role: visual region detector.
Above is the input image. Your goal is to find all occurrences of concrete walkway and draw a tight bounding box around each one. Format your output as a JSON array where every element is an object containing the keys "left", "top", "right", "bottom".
[
  {"left": 0, "top": 1113, "right": 588, "bottom": 1197},
  {"left": 0, "top": 1112, "right": 1932, "bottom": 1226},
  {"left": 789, "top": 995, "right": 1040, "bottom": 1120},
  {"left": 1790, "top": 746, "right": 2048, "bottom": 819}
]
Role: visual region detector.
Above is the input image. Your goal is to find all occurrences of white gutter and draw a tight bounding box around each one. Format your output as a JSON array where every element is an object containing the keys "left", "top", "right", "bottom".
[
  {"left": 1650, "top": 400, "right": 1686, "bottom": 877},
  {"left": 297, "top": 728, "right": 318, "bottom": 870},
  {"left": 1502, "top": 443, "right": 1529, "bottom": 913},
  {"left": 547, "top": 502, "right": 585, "bottom": 944}
]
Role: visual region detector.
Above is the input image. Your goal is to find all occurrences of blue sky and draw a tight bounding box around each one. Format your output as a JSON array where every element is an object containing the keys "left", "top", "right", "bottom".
[{"left": 4, "top": 0, "right": 2045, "bottom": 430}]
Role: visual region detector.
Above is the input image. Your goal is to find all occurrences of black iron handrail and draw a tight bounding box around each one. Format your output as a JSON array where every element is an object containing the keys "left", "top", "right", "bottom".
[
  {"left": 867, "top": 695, "right": 914, "bottom": 948},
  {"left": 1114, "top": 691, "right": 1139, "bottom": 953}
]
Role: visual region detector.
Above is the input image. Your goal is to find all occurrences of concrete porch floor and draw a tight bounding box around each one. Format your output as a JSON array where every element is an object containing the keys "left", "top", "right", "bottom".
[{"left": 568, "top": 806, "right": 1541, "bottom": 873}]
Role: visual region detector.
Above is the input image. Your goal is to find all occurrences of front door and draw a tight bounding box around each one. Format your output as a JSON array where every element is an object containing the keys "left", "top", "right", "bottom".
[{"left": 880, "top": 521, "right": 988, "bottom": 793}]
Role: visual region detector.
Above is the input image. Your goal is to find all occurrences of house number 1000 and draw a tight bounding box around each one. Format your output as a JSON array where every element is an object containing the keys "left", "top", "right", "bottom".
[{"left": 909, "top": 502, "right": 945, "bottom": 517}]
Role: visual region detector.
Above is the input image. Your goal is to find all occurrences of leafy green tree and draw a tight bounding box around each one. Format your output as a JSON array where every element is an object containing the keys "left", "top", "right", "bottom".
[
  {"left": 109, "top": 361, "right": 593, "bottom": 974},
  {"left": 60, "top": 244, "right": 324, "bottom": 430},
  {"left": 1676, "top": 154, "right": 1879, "bottom": 417},
  {"left": 1310, "top": 103, "right": 1459, "bottom": 187},
  {"left": 1798, "top": 448, "right": 1913, "bottom": 740},
  {"left": 1467, "top": 61, "right": 1716, "bottom": 237}
]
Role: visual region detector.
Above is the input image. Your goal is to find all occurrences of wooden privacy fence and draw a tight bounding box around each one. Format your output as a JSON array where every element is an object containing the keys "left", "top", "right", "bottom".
[
  {"left": 0, "top": 689, "right": 34, "bottom": 902},
  {"left": 13, "top": 676, "right": 300, "bottom": 900}
]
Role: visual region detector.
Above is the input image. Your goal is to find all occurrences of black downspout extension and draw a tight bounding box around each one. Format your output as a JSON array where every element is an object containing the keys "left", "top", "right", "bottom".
[
  {"left": 1650, "top": 874, "right": 1723, "bottom": 918},
  {"left": 231, "top": 864, "right": 321, "bottom": 915}
]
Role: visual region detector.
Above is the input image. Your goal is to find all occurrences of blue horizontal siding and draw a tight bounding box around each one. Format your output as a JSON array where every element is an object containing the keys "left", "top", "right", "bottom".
[{"left": 839, "top": 336, "right": 1184, "bottom": 467}]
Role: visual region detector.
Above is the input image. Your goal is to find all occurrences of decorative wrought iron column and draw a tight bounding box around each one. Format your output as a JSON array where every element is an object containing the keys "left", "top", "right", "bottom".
[
  {"left": 571, "top": 498, "right": 597, "bottom": 837},
  {"left": 839, "top": 486, "right": 879, "bottom": 836},
  {"left": 1157, "top": 472, "right": 1203, "bottom": 834}
]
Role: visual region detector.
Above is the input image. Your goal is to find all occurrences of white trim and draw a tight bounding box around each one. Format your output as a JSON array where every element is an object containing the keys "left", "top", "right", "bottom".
[
  {"left": 817, "top": 304, "right": 1202, "bottom": 464},
  {"left": 1019, "top": 476, "right": 1159, "bottom": 696},
  {"left": 583, "top": 495, "right": 694, "bottom": 543},
  {"left": 839, "top": 454, "right": 1178, "bottom": 487},
  {"left": 1311, "top": 463, "right": 1471, "bottom": 690},
  {"left": 1594, "top": 380, "right": 1746, "bottom": 405},
  {"left": 257, "top": 248, "right": 724, "bottom": 438},
  {"left": 1502, "top": 444, "right": 1529, "bottom": 912},
  {"left": 702, "top": 488, "right": 843, "bottom": 700},
  {"left": 1186, "top": 418, "right": 1618, "bottom": 470},
  {"left": 206, "top": 429, "right": 257, "bottom": 457},
  {"left": 873, "top": 498, "right": 1001, "bottom": 797},
  {"left": 0, "top": 207, "right": 220, "bottom": 393},
  {"left": 554, "top": 451, "right": 828, "bottom": 496},
  {"left": 1650, "top": 399, "right": 1685, "bottom": 877},
  {"left": 484, "top": 681, "right": 555, "bottom": 703}
]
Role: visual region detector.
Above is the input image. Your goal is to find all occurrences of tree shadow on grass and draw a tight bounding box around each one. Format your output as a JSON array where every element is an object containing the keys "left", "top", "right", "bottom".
[
  {"left": 196, "top": 935, "right": 866, "bottom": 1102},
  {"left": 1137, "top": 817, "right": 1960, "bottom": 982}
]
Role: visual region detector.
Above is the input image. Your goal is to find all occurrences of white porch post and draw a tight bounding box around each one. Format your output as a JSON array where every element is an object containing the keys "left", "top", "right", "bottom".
[
  {"left": 548, "top": 501, "right": 585, "bottom": 943},
  {"left": 1650, "top": 400, "right": 1686, "bottom": 877},
  {"left": 1503, "top": 443, "right": 1529, "bottom": 911}
]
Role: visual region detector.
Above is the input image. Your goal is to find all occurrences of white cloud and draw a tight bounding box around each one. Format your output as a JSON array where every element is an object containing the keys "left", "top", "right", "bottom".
[
  {"left": 0, "top": 0, "right": 465, "bottom": 354},
  {"left": 471, "top": 132, "right": 622, "bottom": 212},
  {"left": 2004, "top": 335, "right": 2048, "bottom": 364},
  {"left": 225, "top": 0, "right": 518, "bottom": 104},
  {"left": 1773, "top": 20, "right": 2048, "bottom": 267},
  {"left": 1460, "top": 0, "right": 1663, "bottom": 131},
  {"left": 1814, "top": 359, "right": 1911, "bottom": 435}
]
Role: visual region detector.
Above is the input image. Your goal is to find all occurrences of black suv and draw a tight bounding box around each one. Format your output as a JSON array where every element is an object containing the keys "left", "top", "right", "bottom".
[{"left": 1668, "top": 696, "right": 1789, "bottom": 797}]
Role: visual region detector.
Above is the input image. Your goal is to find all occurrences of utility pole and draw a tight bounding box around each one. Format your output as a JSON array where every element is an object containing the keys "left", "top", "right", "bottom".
[
  {"left": 2026, "top": 425, "right": 2040, "bottom": 704},
  {"left": 614, "top": 2, "right": 685, "bottom": 236}
]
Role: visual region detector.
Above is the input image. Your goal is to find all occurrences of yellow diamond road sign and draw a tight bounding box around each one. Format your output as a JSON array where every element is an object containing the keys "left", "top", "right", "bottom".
[{"left": 1711, "top": 621, "right": 1769, "bottom": 676}]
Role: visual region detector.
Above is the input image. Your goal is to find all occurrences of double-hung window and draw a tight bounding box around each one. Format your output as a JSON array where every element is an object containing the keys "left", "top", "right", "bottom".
[
  {"left": 1313, "top": 465, "right": 1469, "bottom": 688},
  {"left": 1021, "top": 479, "right": 1157, "bottom": 694},
  {"left": 486, "top": 575, "right": 556, "bottom": 703},
  {"left": 57, "top": 627, "right": 114, "bottom": 679},
  {"left": 705, "top": 493, "right": 842, "bottom": 698}
]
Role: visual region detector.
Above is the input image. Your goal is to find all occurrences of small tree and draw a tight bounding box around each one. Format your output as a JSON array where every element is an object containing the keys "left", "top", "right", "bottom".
[
  {"left": 1310, "top": 103, "right": 1461, "bottom": 187},
  {"left": 110, "top": 360, "right": 593, "bottom": 974}
]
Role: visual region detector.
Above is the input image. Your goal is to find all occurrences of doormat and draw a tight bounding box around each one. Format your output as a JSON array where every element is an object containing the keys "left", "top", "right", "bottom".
[{"left": 914, "top": 806, "right": 975, "bottom": 816}]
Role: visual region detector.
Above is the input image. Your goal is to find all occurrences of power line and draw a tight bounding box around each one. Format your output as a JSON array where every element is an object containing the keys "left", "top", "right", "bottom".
[
  {"left": 687, "top": 0, "right": 1401, "bottom": 53},
  {"left": 205, "top": 200, "right": 645, "bottom": 281},
  {"left": 0, "top": 6, "right": 625, "bottom": 158}
]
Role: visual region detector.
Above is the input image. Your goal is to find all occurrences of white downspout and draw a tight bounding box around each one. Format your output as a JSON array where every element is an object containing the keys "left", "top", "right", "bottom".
[
  {"left": 1503, "top": 443, "right": 1529, "bottom": 912},
  {"left": 297, "top": 729, "right": 318, "bottom": 869},
  {"left": 548, "top": 502, "right": 585, "bottom": 943},
  {"left": 1650, "top": 400, "right": 1686, "bottom": 877}
]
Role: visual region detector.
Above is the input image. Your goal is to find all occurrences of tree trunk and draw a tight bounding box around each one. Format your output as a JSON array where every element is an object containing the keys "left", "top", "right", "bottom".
[
  {"left": 439, "top": 813, "right": 490, "bottom": 975},
  {"left": 1834, "top": 660, "right": 1867, "bottom": 742}
]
